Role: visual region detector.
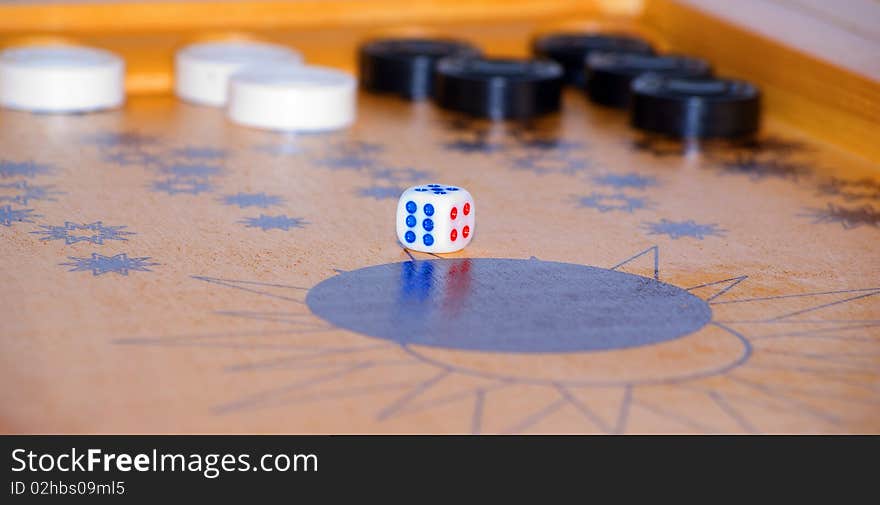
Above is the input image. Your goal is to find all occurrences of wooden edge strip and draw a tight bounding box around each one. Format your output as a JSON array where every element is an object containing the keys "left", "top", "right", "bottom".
[
  {"left": 643, "top": 0, "right": 880, "bottom": 163},
  {"left": 0, "top": 0, "right": 612, "bottom": 32}
]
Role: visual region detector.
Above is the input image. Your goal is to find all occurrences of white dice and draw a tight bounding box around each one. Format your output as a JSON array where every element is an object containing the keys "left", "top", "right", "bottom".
[{"left": 396, "top": 184, "right": 474, "bottom": 253}]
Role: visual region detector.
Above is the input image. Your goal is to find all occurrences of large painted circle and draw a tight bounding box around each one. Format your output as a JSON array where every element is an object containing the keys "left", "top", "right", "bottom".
[{"left": 306, "top": 258, "right": 712, "bottom": 353}]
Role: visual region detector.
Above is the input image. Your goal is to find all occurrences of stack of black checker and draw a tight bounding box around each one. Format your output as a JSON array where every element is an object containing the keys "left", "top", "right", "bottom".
[
  {"left": 535, "top": 32, "right": 761, "bottom": 139},
  {"left": 358, "top": 33, "right": 761, "bottom": 140},
  {"left": 359, "top": 36, "right": 566, "bottom": 120},
  {"left": 359, "top": 38, "right": 481, "bottom": 100}
]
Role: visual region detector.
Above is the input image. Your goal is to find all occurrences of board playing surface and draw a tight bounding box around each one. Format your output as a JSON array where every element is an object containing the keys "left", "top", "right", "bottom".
[{"left": 1, "top": 1, "right": 878, "bottom": 434}]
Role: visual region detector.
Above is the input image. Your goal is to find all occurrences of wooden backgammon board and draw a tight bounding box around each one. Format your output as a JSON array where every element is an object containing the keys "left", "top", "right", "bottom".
[{"left": 0, "top": 0, "right": 878, "bottom": 434}]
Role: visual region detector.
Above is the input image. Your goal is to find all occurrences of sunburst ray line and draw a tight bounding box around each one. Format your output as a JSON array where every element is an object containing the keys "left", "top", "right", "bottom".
[
  {"left": 223, "top": 343, "right": 395, "bottom": 372},
  {"left": 745, "top": 362, "right": 877, "bottom": 378},
  {"left": 132, "top": 329, "right": 348, "bottom": 347},
  {"left": 191, "top": 275, "right": 307, "bottom": 303},
  {"left": 753, "top": 349, "right": 880, "bottom": 369},
  {"left": 192, "top": 275, "right": 308, "bottom": 290},
  {"left": 733, "top": 381, "right": 880, "bottom": 407},
  {"left": 229, "top": 358, "right": 419, "bottom": 375},
  {"left": 759, "top": 348, "right": 880, "bottom": 359},
  {"left": 615, "top": 385, "right": 633, "bottom": 435},
  {"left": 112, "top": 328, "right": 333, "bottom": 345},
  {"left": 726, "top": 366, "right": 880, "bottom": 395},
  {"left": 750, "top": 323, "right": 880, "bottom": 339},
  {"left": 728, "top": 389, "right": 880, "bottom": 418},
  {"left": 214, "top": 362, "right": 376, "bottom": 414},
  {"left": 501, "top": 397, "right": 568, "bottom": 435},
  {"left": 749, "top": 363, "right": 880, "bottom": 384},
  {"left": 685, "top": 275, "right": 749, "bottom": 301},
  {"left": 223, "top": 344, "right": 397, "bottom": 373},
  {"left": 710, "top": 287, "right": 880, "bottom": 305},
  {"left": 117, "top": 342, "right": 358, "bottom": 351},
  {"left": 229, "top": 328, "right": 338, "bottom": 336},
  {"left": 743, "top": 364, "right": 880, "bottom": 392},
  {"left": 766, "top": 291, "right": 880, "bottom": 322},
  {"left": 688, "top": 384, "right": 837, "bottom": 428},
  {"left": 216, "top": 314, "right": 328, "bottom": 326},
  {"left": 725, "top": 375, "right": 842, "bottom": 425},
  {"left": 213, "top": 380, "right": 416, "bottom": 416},
  {"left": 215, "top": 310, "right": 316, "bottom": 319},
  {"left": 629, "top": 399, "right": 719, "bottom": 434},
  {"left": 554, "top": 384, "right": 613, "bottom": 434},
  {"left": 707, "top": 391, "right": 760, "bottom": 434},
  {"left": 718, "top": 370, "right": 880, "bottom": 405},
  {"left": 402, "top": 248, "right": 417, "bottom": 262},
  {"left": 748, "top": 333, "right": 880, "bottom": 343},
  {"left": 376, "top": 370, "right": 452, "bottom": 421},
  {"left": 471, "top": 390, "right": 486, "bottom": 435},
  {"left": 610, "top": 245, "right": 658, "bottom": 280},
  {"left": 391, "top": 382, "right": 513, "bottom": 419},
  {"left": 234, "top": 358, "right": 424, "bottom": 374},
  {"left": 750, "top": 356, "right": 878, "bottom": 375},
  {"left": 214, "top": 318, "right": 330, "bottom": 330},
  {"left": 402, "top": 249, "right": 445, "bottom": 261},
  {"left": 715, "top": 319, "right": 880, "bottom": 324},
  {"left": 234, "top": 321, "right": 327, "bottom": 329}
]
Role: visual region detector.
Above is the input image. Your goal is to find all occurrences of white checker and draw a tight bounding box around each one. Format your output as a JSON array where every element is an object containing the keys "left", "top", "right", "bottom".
[
  {"left": 226, "top": 64, "right": 356, "bottom": 132},
  {"left": 396, "top": 184, "right": 474, "bottom": 254},
  {"left": 174, "top": 40, "right": 302, "bottom": 107},
  {"left": 0, "top": 45, "right": 125, "bottom": 113}
]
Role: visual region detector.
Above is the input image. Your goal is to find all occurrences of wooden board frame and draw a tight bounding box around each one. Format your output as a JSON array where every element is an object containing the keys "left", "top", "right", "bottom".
[{"left": 0, "top": 1, "right": 877, "bottom": 435}]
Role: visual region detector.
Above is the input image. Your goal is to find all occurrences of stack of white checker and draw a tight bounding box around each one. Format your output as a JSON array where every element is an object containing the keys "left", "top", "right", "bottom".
[
  {"left": 0, "top": 39, "right": 357, "bottom": 132},
  {"left": 0, "top": 45, "right": 125, "bottom": 113},
  {"left": 175, "top": 39, "right": 356, "bottom": 132}
]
